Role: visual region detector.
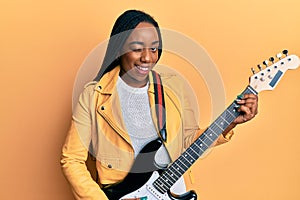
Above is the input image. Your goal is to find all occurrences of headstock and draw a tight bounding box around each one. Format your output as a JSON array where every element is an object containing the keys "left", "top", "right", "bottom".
[{"left": 249, "top": 50, "right": 300, "bottom": 93}]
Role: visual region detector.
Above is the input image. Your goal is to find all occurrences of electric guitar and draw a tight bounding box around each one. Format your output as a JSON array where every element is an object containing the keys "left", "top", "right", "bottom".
[{"left": 102, "top": 50, "right": 300, "bottom": 200}]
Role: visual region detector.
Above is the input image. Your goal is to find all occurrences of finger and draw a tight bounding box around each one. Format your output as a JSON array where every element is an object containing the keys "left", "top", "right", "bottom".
[
  {"left": 234, "top": 114, "right": 248, "bottom": 124},
  {"left": 243, "top": 93, "right": 258, "bottom": 99},
  {"left": 236, "top": 100, "right": 251, "bottom": 105},
  {"left": 245, "top": 96, "right": 258, "bottom": 114},
  {"left": 238, "top": 105, "right": 251, "bottom": 116},
  {"left": 236, "top": 94, "right": 257, "bottom": 104},
  {"left": 248, "top": 102, "right": 258, "bottom": 115},
  {"left": 238, "top": 105, "right": 256, "bottom": 121}
]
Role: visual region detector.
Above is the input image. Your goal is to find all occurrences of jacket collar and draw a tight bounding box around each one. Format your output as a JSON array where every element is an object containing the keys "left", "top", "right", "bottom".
[{"left": 95, "top": 66, "right": 120, "bottom": 94}]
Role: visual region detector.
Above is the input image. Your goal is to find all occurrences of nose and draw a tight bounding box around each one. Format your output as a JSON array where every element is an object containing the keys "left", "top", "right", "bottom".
[{"left": 140, "top": 49, "right": 151, "bottom": 63}]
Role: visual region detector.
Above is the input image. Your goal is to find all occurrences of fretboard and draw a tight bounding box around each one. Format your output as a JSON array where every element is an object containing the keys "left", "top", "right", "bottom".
[{"left": 153, "top": 85, "right": 258, "bottom": 194}]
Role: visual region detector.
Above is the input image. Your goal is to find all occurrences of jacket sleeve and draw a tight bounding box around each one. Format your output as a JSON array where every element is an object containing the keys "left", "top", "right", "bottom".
[{"left": 61, "top": 85, "right": 109, "bottom": 200}]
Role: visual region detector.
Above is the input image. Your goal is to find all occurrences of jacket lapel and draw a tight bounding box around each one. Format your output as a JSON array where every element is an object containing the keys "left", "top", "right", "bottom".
[{"left": 95, "top": 67, "right": 132, "bottom": 145}]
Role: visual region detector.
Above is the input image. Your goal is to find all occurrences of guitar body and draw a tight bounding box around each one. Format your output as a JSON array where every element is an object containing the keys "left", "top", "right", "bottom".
[{"left": 102, "top": 139, "right": 197, "bottom": 200}]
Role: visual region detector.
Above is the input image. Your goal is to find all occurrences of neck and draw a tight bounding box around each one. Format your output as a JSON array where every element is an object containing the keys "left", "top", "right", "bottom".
[{"left": 119, "top": 73, "right": 149, "bottom": 88}]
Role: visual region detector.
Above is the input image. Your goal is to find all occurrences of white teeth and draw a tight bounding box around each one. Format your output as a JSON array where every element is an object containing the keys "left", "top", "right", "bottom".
[{"left": 136, "top": 66, "right": 148, "bottom": 71}]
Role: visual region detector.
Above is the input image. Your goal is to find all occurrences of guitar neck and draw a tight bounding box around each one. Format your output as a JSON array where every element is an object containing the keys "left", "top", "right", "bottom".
[{"left": 153, "top": 85, "right": 258, "bottom": 193}]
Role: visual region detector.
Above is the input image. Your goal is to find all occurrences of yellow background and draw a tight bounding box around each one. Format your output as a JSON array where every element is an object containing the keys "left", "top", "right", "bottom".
[{"left": 1, "top": 0, "right": 300, "bottom": 199}]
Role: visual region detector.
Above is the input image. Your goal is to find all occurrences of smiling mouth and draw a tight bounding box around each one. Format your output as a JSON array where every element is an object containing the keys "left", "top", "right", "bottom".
[{"left": 135, "top": 65, "right": 150, "bottom": 74}]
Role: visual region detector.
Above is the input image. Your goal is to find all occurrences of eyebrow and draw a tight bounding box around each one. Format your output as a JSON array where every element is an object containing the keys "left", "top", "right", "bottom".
[{"left": 129, "top": 41, "right": 160, "bottom": 45}]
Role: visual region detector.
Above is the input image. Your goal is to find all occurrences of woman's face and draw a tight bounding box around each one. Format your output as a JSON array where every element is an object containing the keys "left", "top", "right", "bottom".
[{"left": 119, "top": 22, "right": 160, "bottom": 88}]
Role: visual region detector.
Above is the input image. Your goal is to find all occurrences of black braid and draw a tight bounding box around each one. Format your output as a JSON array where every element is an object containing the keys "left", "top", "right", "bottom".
[{"left": 94, "top": 9, "right": 163, "bottom": 81}]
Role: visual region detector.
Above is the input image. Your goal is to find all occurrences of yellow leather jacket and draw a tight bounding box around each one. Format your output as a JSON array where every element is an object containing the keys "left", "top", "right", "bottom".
[{"left": 61, "top": 66, "right": 234, "bottom": 199}]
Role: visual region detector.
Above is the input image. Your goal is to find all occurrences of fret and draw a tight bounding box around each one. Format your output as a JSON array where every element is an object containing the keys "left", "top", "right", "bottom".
[
  {"left": 177, "top": 157, "right": 189, "bottom": 170},
  {"left": 213, "top": 123, "right": 225, "bottom": 134},
  {"left": 161, "top": 168, "right": 183, "bottom": 188},
  {"left": 163, "top": 170, "right": 177, "bottom": 182},
  {"left": 153, "top": 180, "right": 168, "bottom": 194},
  {"left": 205, "top": 127, "right": 221, "bottom": 140},
  {"left": 193, "top": 140, "right": 209, "bottom": 154},
  {"left": 153, "top": 85, "right": 258, "bottom": 193},
  {"left": 212, "top": 119, "right": 226, "bottom": 131},
  {"left": 208, "top": 125, "right": 221, "bottom": 135},
  {"left": 183, "top": 151, "right": 196, "bottom": 163},
  {"left": 168, "top": 165, "right": 181, "bottom": 178},
  {"left": 189, "top": 144, "right": 202, "bottom": 157},
  {"left": 161, "top": 172, "right": 177, "bottom": 182},
  {"left": 202, "top": 132, "right": 215, "bottom": 143},
  {"left": 192, "top": 143, "right": 205, "bottom": 157},
  {"left": 186, "top": 148, "right": 198, "bottom": 162},
  {"left": 154, "top": 162, "right": 185, "bottom": 193},
  {"left": 180, "top": 153, "right": 197, "bottom": 169},
  {"left": 160, "top": 177, "right": 172, "bottom": 188},
  {"left": 226, "top": 107, "right": 237, "bottom": 119},
  {"left": 172, "top": 162, "right": 186, "bottom": 175},
  {"left": 207, "top": 125, "right": 219, "bottom": 136},
  {"left": 200, "top": 132, "right": 217, "bottom": 147},
  {"left": 155, "top": 171, "right": 178, "bottom": 190},
  {"left": 181, "top": 152, "right": 192, "bottom": 163},
  {"left": 219, "top": 115, "right": 230, "bottom": 127},
  {"left": 216, "top": 115, "right": 230, "bottom": 129},
  {"left": 196, "top": 137, "right": 210, "bottom": 148}
]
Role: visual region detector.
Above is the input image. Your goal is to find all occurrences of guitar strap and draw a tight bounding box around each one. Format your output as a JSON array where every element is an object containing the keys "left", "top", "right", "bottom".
[{"left": 151, "top": 70, "right": 167, "bottom": 142}]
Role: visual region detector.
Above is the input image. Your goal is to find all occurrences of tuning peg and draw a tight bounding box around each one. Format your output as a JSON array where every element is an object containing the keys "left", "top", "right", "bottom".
[
  {"left": 268, "top": 74, "right": 273, "bottom": 79},
  {"left": 257, "top": 64, "right": 263, "bottom": 71},
  {"left": 269, "top": 57, "right": 275, "bottom": 63},
  {"left": 263, "top": 60, "right": 269, "bottom": 67},
  {"left": 276, "top": 53, "right": 282, "bottom": 60},
  {"left": 282, "top": 49, "right": 288, "bottom": 56},
  {"left": 251, "top": 67, "right": 256, "bottom": 74}
]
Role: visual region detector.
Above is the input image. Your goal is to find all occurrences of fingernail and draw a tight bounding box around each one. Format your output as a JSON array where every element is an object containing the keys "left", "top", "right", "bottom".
[
  {"left": 234, "top": 104, "right": 240, "bottom": 108},
  {"left": 237, "top": 94, "right": 244, "bottom": 99}
]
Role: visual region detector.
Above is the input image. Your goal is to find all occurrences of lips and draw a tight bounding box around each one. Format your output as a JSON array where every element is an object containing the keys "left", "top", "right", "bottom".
[{"left": 135, "top": 65, "right": 150, "bottom": 75}]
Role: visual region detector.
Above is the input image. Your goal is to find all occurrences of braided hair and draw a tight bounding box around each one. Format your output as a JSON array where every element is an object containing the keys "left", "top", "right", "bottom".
[{"left": 94, "top": 9, "right": 163, "bottom": 81}]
